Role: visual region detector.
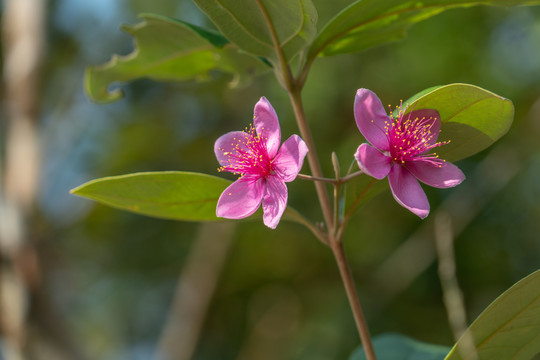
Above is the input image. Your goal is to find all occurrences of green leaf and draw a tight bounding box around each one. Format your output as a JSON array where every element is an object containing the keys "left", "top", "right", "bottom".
[
  {"left": 308, "top": 0, "right": 540, "bottom": 58},
  {"left": 445, "top": 269, "right": 540, "bottom": 360},
  {"left": 192, "top": 0, "right": 317, "bottom": 64},
  {"left": 85, "top": 13, "right": 269, "bottom": 103},
  {"left": 70, "top": 171, "right": 231, "bottom": 221},
  {"left": 404, "top": 83, "right": 514, "bottom": 162},
  {"left": 70, "top": 171, "right": 307, "bottom": 227},
  {"left": 350, "top": 333, "right": 451, "bottom": 360}
]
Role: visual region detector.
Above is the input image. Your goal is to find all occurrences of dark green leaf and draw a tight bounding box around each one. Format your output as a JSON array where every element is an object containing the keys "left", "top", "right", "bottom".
[
  {"left": 85, "top": 13, "right": 269, "bottom": 103},
  {"left": 350, "top": 333, "right": 451, "bottom": 360},
  {"left": 445, "top": 269, "right": 540, "bottom": 360},
  {"left": 404, "top": 83, "right": 514, "bottom": 162},
  {"left": 70, "top": 171, "right": 230, "bottom": 221},
  {"left": 308, "top": 0, "right": 540, "bottom": 58},
  {"left": 192, "top": 0, "right": 317, "bottom": 64}
]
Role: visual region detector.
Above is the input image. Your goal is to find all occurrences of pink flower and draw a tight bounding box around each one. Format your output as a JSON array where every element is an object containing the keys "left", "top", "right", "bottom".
[
  {"left": 353, "top": 89, "right": 465, "bottom": 218},
  {"left": 215, "top": 97, "right": 308, "bottom": 229}
]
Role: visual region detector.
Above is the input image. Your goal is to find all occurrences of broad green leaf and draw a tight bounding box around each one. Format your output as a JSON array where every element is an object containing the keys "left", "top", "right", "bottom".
[
  {"left": 404, "top": 83, "right": 514, "bottom": 162},
  {"left": 192, "top": 0, "right": 317, "bottom": 64},
  {"left": 71, "top": 171, "right": 230, "bottom": 221},
  {"left": 350, "top": 333, "right": 451, "bottom": 360},
  {"left": 85, "top": 13, "right": 269, "bottom": 103},
  {"left": 308, "top": 0, "right": 540, "bottom": 58},
  {"left": 445, "top": 269, "right": 540, "bottom": 360},
  {"left": 70, "top": 171, "right": 307, "bottom": 227}
]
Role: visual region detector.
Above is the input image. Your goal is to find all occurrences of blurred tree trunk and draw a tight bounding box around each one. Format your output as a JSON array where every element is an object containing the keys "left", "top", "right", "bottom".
[
  {"left": 1, "top": 0, "right": 45, "bottom": 358},
  {"left": 1, "top": 1, "right": 85, "bottom": 359}
]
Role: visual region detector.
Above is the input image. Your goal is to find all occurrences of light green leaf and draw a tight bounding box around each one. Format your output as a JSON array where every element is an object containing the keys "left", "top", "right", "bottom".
[
  {"left": 308, "top": 0, "right": 540, "bottom": 58},
  {"left": 445, "top": 269, "right": 540, "bottom": 360},
  {"left": 350, "top": 333, "right": 451, "bottom": 360},
  {"left": 404, "top": 83, "right": 514, "bottom": 162},
  {"left": 192, "top": 0, "right": 317, "bottom": 64},
  {"left": 70, "top": 171, "right": 230, "bottom": 221},
  {"left": 85, "top": 13, "right": 269, "bottom": 103},
  {"left": 70, "top": 171, "right": 307, "bottom": 227}
]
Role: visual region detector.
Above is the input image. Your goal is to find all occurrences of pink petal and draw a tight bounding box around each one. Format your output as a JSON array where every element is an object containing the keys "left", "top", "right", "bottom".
[
  {"left": 216, "top": 178, "right": 264, "bottom": 219},
  {"left": 354, "top": 89, "right": 391, "bottom": 151},
  {"left": 273, "top": 135, "right": 309, "bottom": 182},
  {"left": 406, "top": 160, "right": 465, "bottom": 188},
  {"left": 388, "top": 165, "right": 430, "bottom": 219},
  {"left": 406, "top": 109, "right": 441, "bottom": 145},
  {"left": 254, "top": 97, "right": 281, "bottom": 158},
  {"left": 354, "top": 143, "right": 392, "bottom": 180},
  {"left": 214, "top": 131, "right": 250, "bottom": 167},
  {"left": 262, "top": 176, "right": 287, "bottom": 229}
]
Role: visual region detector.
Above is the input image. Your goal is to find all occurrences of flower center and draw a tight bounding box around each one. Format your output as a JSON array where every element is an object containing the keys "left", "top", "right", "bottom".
[
  {"left": 385, "top": 104, "right": 449, "bottom": 165},
  {"left": 218, "top": 124, "right": 273, "bottom": 179}
]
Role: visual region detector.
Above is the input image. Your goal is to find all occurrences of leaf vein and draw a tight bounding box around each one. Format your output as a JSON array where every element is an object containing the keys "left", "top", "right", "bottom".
[{"left": 215, "top": 0, "right": 274, "bottom": 50}]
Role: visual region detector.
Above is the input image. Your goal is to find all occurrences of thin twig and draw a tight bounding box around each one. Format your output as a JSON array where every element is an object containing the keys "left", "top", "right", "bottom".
[
  {"left": 330, "top": 241, "right": 377, "bottom": 360},
  {"left": 285, "top": 207, "right": 329, "bottom": 246},
  {"left": 296, "top": 170, "right": 363, "bottom": 185},
  {"left": 296, "top": 173, "right": 335, "bottom": 183},
  {"left": 332, "top": 153, "right": 341, "bottom": 236},
  {"left": 340, "top": 170, "right": 364, "bottom": 184},
  {"left": 434, "top": 212, "right": 478, "bottom": 360},
  {"left": 256, "top": 0, "right": 293, "bottom": 91},
  {"left": 288, "top": 89, "right": 334, "bottom": 232}
]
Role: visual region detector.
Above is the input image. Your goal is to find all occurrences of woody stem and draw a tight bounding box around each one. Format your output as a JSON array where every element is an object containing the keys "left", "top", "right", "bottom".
[
  {"left": 330, "top": 240, "right": 377, "bottom": 360},
  {"left": 288, "top": 87, "right": 376, "bottom": 360},
  {"left": 288, "top": 88, "right": 334, "bottom": 233},
  {"left": 260, "top": 2, "right": 376, "bottom": 356}
]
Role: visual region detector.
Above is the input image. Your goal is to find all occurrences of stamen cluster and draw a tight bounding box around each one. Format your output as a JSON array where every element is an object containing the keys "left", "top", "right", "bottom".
[
  {"left": 386, "top": 104, "right": 449, "bottom": 166},
  {"left": 218, "top": 125, "right": 273, "bottom": 180}
]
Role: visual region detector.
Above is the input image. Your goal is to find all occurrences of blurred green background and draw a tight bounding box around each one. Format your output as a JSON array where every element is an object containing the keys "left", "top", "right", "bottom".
[{"left": 2, "top": 1, "right": 540, "bottom": 359}]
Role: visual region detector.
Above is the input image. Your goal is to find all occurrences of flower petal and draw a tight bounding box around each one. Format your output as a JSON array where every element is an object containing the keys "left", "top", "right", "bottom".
[
  {"left": 354, "top": 89, "right": 391, "bottom": 151},
  {"left": 406, "top": 160, "right": 465, "bottom": 188},
  {"left": 214, "top": 131, "right": 250, "bottom": 167},
  {"left": 273, "top": 135, "right": 309, "bottom": 182},
  {"left": 216, "top": 177, "right": 264, "bottom": 219},
  {"left": 254, "top": 97, "right": 281, "bottom": 158},
  {"left": 262, "top": 176, "right": 287, "bottom": 229},
  {"left": 388, "top": 165, "right": 430, "bottom": 219},
  {"left": 354, "top": 143, "right": 392, "bottom": 180},
  {"left": 406, "top": 109, "right": 441, "bottom": 145}
]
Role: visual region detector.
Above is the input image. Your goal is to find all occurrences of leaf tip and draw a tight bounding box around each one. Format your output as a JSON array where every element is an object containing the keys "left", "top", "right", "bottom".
[
  {"left": 69, "top": 184, "right": 85, "bottom": 196},
  {"left": 84, "top": 60, "right": 126, "bottom": 103}
]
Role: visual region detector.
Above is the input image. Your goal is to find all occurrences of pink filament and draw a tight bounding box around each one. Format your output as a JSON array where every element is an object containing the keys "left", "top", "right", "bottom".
[
  {"left": 219, "top": 126, "right": 273, "bottom": 180},
  {"left": 387, "top": 107, "right": 448, "bottom": 166}
]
